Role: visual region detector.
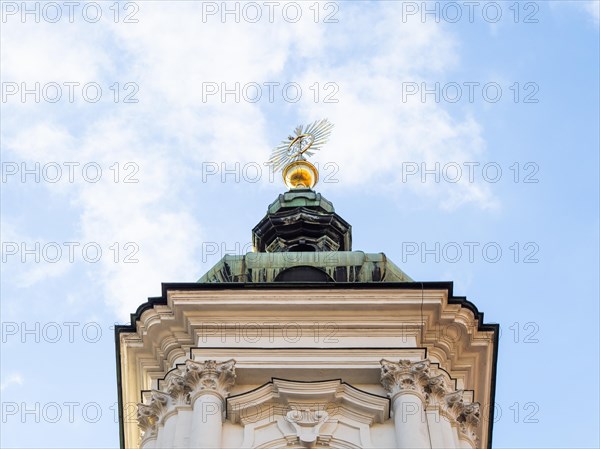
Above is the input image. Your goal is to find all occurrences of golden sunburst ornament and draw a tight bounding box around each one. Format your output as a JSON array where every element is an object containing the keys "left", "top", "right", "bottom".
[{"left": 268, "top": 119, "right": 333, "bottom": 189}]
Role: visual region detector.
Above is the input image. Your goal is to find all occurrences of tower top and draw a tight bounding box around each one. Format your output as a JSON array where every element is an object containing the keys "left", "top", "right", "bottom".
[
  {"left": 200, "top": 119, "right": 412, "bottom": 281},
  {"left": 252, "top": 188, "right": 352, "bottom": 253},
  {"left": 268, "top": 119, "right": 333, "bottom": 189}
]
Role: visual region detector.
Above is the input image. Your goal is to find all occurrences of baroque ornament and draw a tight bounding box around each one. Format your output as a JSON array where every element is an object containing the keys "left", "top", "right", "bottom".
[
  {"left": 380, "top": 359, "right": 481, "bottom": 446},
  {"left": 184, "top": 359, "right": 236, "bottom": 399},
  {"left": 268, "top": 118, "right": 334, "bottom": 189},
  {"left": 137, "top": 391, "right": 170, "bottom": 435},
  {"left": 380, "top": 358, "right": 431, "bottom": 397},
  {"left": 285, "top": 408, "right": 330, "bottom": 448},
  {"left": 137, "top": 359, "right": 237, "bottom": 437}
]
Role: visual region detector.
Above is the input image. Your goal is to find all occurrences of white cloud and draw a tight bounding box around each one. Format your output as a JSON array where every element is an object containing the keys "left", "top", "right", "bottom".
[
  {"left": 584, "top": 0, "right": 600, "bottom": 23},
  {"left": 549, "top": 0, "right": 600, "bottom": 24},
  {"left": 1, "top": 1, "right": 496, "bottom": 317},
  {"left": 1, "top": 20, "right": 113, "bottom": 84},
  {"left": 294, "top": 3, "right": 495, "bottom": 209},
  {"left": 4, "top": 122, "right": 77, "bottom": 162},
  {"left": 0, "top": 219, "right": 73, "bottom": 288},
  {"left": 0, "top": 373, "right": 24, "bottom": 391}
]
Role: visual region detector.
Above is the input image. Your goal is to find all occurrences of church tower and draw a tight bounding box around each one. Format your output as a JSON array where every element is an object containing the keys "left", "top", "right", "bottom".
[{"left": 115, "top": 120, "right": 499, "bottom": 449}]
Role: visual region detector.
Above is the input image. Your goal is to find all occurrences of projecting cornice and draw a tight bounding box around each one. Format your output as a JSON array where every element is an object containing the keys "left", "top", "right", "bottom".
[{"left": 118, "top": 282, "right": 492, "bottom": 332}]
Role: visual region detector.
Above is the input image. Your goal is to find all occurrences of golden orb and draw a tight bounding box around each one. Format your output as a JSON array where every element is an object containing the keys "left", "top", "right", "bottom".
[{"left": 282, "top": 160, "right": 319, "bottom": 189}]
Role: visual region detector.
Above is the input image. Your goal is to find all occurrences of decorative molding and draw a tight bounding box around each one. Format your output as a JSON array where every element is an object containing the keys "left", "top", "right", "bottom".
[
  {"left": 227, "top": 379, "right": 386, "bottom": 448},
  {"left": 189, "top": 347, "right": 427, "bottom": 385},
  {"left": 228, "top": 378, "right": 389, "bottom": 427}
]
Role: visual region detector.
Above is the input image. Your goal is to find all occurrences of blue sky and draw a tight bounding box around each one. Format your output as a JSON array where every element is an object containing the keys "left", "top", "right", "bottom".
[{"left": 1, "top": 1, "right": 598, "bottom": 447}]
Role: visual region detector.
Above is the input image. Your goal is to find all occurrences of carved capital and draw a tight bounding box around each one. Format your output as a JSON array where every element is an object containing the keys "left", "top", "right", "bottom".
[
  {"left": 137, "top": 404, "right": 156, "bottom": 435},
  {"left": 136, "top": 359, "right": 236, "bottom": 436},
  {"left": 457, "top": 402, "right": 480, "bottom": 442},
  {"left": 443, "top": 390, "right": 480, "bottom": 444},
  {"left": 184, "top": 359, "right": 236, "bottom": 399},
  {"left": 444, "top": 390, "right": 465, "bottom": 420},
  {"left": 380, "top": 359, "right": 431, "bottom": 398},
  {"left": 137, "top": 390, "right": 170, "bottom": 436},
  {"left": 381, "top": 359, "right": 481, "bottom": 445},
  {"left": 165, "top": 372, "right": 190, "bottom": 406},
  {"left": 285, "top": 409, "right": 329, "bottom": 448},
  {"left": 425, "top": 374, "right": 450, "bottom": 400}
]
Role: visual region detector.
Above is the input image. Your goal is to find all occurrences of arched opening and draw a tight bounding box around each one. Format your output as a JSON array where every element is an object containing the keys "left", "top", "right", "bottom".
[
  {"left": 274, "top": 266, "right": 333, "bottom": 282},
  {"left": 287, "top": 243, "right": 316, "bottom": 252}
]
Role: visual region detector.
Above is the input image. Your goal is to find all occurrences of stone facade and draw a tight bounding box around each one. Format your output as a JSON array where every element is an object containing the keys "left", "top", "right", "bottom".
[{"left": 116, "top": 284, "right": 498, "bottom": 448}]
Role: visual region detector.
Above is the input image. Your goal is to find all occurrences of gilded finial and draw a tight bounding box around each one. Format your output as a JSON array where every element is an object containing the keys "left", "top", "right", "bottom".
[{"left": 268, "top": 119, "right": 333, "bottom": 189}]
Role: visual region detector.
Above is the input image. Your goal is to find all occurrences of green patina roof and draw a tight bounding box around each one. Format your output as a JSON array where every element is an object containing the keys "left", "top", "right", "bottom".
[
  {"left": 198, "top": 251, "right": 413, "bottom": 283},
  {"left": 201, "top": 189, "right": 412, "bottom": 284},
  {"left": 266, "top": 188, "right": 335, "bottom": 214}
]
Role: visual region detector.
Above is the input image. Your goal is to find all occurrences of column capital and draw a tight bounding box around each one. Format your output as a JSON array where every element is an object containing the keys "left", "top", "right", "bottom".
[
  {"left": 380, "top": 358, "right": 432, "bottom": 398},
  {"left": 137, "top": 390, "right": 170, "bottom": 436},
  {"left": 380, "top": 358, "right": 481, "bottom": 446},
  {"left": 444, "top": 391, "right": 480, "bottom": 444},
  {"left": 184, "top": 359, "right": 236, "bottom": 401},
  {"left": 165, "top": 372, "right": 190, "bottom": 406},
  {"left": 137, "top": 359, "right": 236, "bottom": 437}
]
